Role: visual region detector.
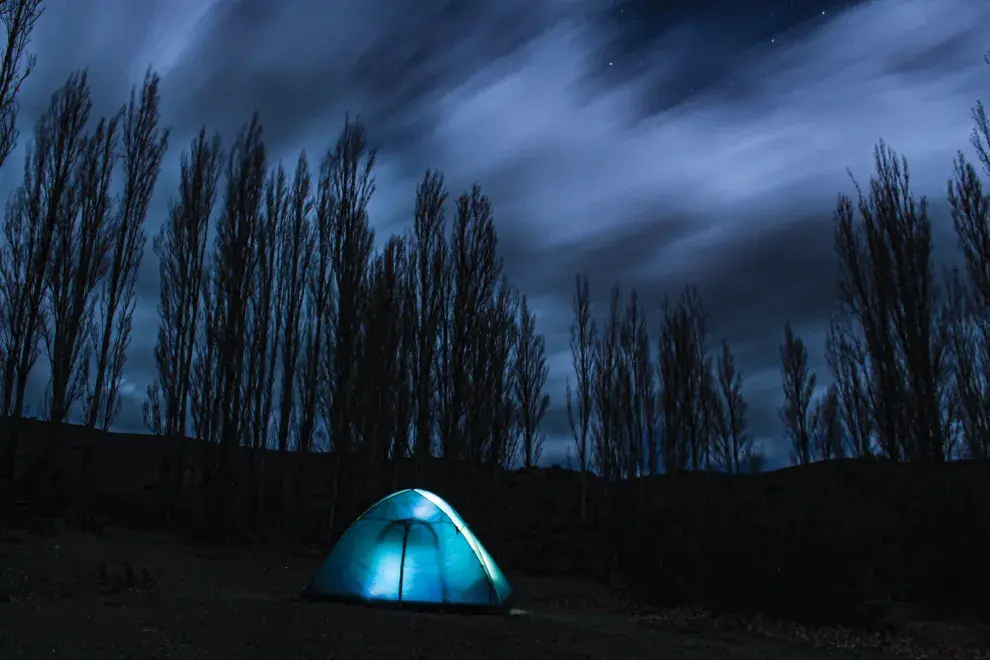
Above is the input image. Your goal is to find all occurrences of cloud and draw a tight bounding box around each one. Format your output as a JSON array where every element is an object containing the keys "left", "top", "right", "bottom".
[{"left": 7, "top": 0, "right": 988, "bottom": 466}]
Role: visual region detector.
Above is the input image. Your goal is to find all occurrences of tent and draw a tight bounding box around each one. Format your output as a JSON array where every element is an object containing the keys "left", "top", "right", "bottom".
[{"left": 302, "top": 488, "right": 512, "bottom": 611}]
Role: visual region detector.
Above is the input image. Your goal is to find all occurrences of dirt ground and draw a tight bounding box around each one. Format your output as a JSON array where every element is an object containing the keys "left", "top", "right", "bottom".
[{"left": 0, "top": 523, "right": 969, "bottom": 660}]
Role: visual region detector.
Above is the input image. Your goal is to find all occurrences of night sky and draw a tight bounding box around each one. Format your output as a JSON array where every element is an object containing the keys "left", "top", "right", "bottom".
[{"left": 7, "top": 0, "right": 988, "bottom": 467}]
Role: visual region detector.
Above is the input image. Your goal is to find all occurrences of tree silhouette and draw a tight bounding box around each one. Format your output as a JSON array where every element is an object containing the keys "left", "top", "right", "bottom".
[
  {"left": 2, "top": 71, "right": 91, "bottom": 419},
  {"left": 45, "top": 104, "right": 118, "bottom": 423},
  {"left": 325, "top": 117, "right": 376, "bottom": 458},
  {"left": 711, "top": 338, "right": 751, "bottom": 474},
  {"left": 273, "top": 153, "right": 314, "bottom": 452},
  {"left": 409, "top": 170, "right": 447, "bottom": 472},
  {"left": 0, "top": 0, "right": 43, "bottom": 171},
  {"left": 824, "top": 310, "right": 873, "bottom": 458},
  {"left": 566, "top": 273, "right": 595, "bottom": 519},
  {"left": 833, "top": 142, "right": 950, "bottom": 462},
  {"left": 515, "top": 293, "right": 550, "bottom": 469},
  {"left": 779, "top": 321, "right": 816, "bottom": 466},
  {"left": 657, "top": 285, "right": 711, "bottom": 472},
  {"left": 810, "top": 384, "right": 844, "bottom": 461},
  {"left": 946, "top": 151, "right": 990, "bottom": 458},
  {"left": 151, "top": 129, "right": 223, "bottom": 438},
  {"left": 88, "top": 69, "right": 169, "bottom": 430}
]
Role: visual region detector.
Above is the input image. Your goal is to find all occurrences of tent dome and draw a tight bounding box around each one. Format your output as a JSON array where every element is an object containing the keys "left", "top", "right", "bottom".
[{"left": 303, "top": 489, "right": 512, "bottom": 611}]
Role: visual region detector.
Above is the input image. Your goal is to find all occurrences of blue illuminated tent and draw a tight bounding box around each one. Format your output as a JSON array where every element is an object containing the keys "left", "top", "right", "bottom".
[{"left": 302, "top": 489, "right": 512, "bottom": 611}]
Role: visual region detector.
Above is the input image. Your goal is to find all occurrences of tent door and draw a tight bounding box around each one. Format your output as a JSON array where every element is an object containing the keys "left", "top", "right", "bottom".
[{"left": 397, "top": 523, "right": 410, "bottom": 605}]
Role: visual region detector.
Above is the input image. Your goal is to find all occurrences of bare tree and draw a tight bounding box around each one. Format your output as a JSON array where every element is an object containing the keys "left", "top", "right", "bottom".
[
  {"left": 638, "top": 305, "right": 658, "bottom": 478},
  {"left": 243, "top": 164, "right": 288, "bottom": 451},
  {"left": 273, "top": 152, "right": 314, "bottom": 452},
  {"left": 834, "top": 142, "right": 950, "bottom": 462},
  {"left": 0, "top": 0, "right": 44, "bottom": 169},
  {"left": 87, "top": 69, "right": 170, "bottom": 430},
  {"left": 779, "top": 321, "right": 816, "bottom": 466},
  {"left": 657, "top": 285, "right": 710, "bottom": 472},
  {"left": 825, "top": 311, "right": 874, "bottom": 457},
  {"left": 359, "top": 236, "right": 412, "bottom": 476},
  {"left": 614, "top": 289, "right": 648, "bottom": 480},
  {"left": 0, "top": 0, "right": 44, "bottom": 420},
  {"left": 0, "top": 190, "right": 30, "bottom": 413},
  {"left": 190, "top": 269, "right": 221, "bottom": 446},
  {"left": 483, "top": 279, "right": 519, "bottom": 471},
  {"left": 565, "top": 273, "right": 595, "bottom": 519},
  {"left": 969, "top": 51, "right": 990, "bottom": 177},
  {"left": 947, "top": 152, "right": 990, "bottom": 458},
  {"left": 711, "top": 338, "right": 751, "bottom": 474},
  {"left": 2, "top": 71, "right": 92, "bottom": 419},
  {"left": 325, "top": 117, "right": 376, "bottom": 457},
  {"left": 592, "top": 284, "right": 622, "bottom": 481},
  {"left": 296, "top": 148, "right": 337, "bottom": 456},
  {"left": 442, "top": 185, "right": 500, "bottom": 462},
  {"left": 410, "top": 171, "right": 448, "bottom": 469},
  {"left": 209, "top": 114, "right": 267, "bottom": 527},
  {"left": 810, "top": 384, "right": 845, "bottom": 461},
  {"left": 515, "top": 293, "right": 550, "bottom": 469},
  {"left": 630, "top": 291, "right": 655, "bottom": 479},
  {"left": 44, "top": 112, "right": 119, "bottom": 423},
  {"left": 141, "top": 381, "right": 165, "bottom": 435},
  {"left": 153, "top": 129, "right": 223, "bottom": 438}
]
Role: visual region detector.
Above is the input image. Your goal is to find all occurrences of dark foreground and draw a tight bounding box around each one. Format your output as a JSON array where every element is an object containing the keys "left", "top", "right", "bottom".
[{"left": 0, "top": 524, "right": 981, "bottom": 660}]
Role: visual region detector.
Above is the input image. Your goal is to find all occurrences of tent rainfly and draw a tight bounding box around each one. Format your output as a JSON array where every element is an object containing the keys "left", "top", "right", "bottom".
[{"left": 302, "top": 489, "right": 512, "bottom": 611}]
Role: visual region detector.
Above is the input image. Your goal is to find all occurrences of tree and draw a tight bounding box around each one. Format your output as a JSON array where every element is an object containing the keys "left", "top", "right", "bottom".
[
  {"left": 657, "top": 285, "right": 710, "bottom": 472},
  {"left": 592, "top": 284, "right": 622, "bottom": 481},
  {"left": 0, "top": 0, "right": 44, "bottom": 170},
  {"left": 190, "top": 267, "right": 221, "bottom": 446},
  {"left": 0, "top": 0, "right": 44, "bottom": 422},
  {"left": 810, "top": 384, "right": 845, "bottom": 461},
  {"left": 637, "top": 303, "right": 658, "bottom": 478},
  {"left": 325, "top": 117, "right": 376, "bottom": 457},
  {"left": 834, "top": 142, "right": 950, "bottom": 462},
  {"left": 969, "top": 51, "right": 990, "bottom": 177},
  {"left": 615, "top": 289, "right": 649, "bottom": 480},
  {"left": 779, "top": 321, "right": 816, "bottom": 466},
  {"left": 44, "top": 109, "right": 118, "bottom": 423},
  {"left": 943, "top": 53, "right": 990, "bottom": 458},
  {"left": 152, "top": 129, "right": 223, "bottom": 438},
  {"left": 442, "top": 185, "right": 501, "bottom": 462},
  {"left": 825, "top": 311, "right": 874, "bottom": 457},
  {"left": 566, "top": 273, "right": 595, "bottom": 519},
  {"left": 946, "top": 108, "right": 990, "bottom": 457},
  {"left": 629, "top": 290, "right": 655, "bottom": 479},
  {"left": 359, "top": 236, "right": 413, "bottom": 471},
  {"left": 711, "top": 338, "right": 751, "bottom": 474},
  {"left": 88, "top": 69, "right": 169, "bottom": 430},
  {"left": 475, "top": 278, "right": 517, "bottom": 471},
  {"left": 0, "top": 191, "right": 30, "bottom": 415},
  {"left": 242, "top": 163, "right": 288, "bottom": 451},
  {"left": 273, "top": 152, "right": 314, "bottom": 452},
  {"left": 208, "top": 114, "right": 267, "bottom": 527},
  {"left": 410, "top": 171, "right": 448, "bottom": 469},
  {"left": 296, "top": 145, "right": 338, "bottom": 456},
  {"left": 515, "top": 293, "right": 550, "bottom": 469},
  {"left": 2, "top": 71, "right": 91, "bottom": 419}
]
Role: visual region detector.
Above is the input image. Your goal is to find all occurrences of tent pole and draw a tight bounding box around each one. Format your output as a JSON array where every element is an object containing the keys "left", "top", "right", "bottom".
[{"left": 397, "top": 522, "right": 410, "bottom": 606}]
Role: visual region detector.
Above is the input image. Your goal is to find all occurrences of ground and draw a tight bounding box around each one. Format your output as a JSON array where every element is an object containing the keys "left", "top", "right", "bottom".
[{"left": 0, "top": 523, "right": 902, "bottom": 660}]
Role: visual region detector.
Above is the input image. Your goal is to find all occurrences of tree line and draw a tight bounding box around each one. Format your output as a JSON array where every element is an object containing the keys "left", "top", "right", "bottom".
[
  {"left": 0, "top": 78, "right": 555, "bottom": 457},
  {"left": 563, "top": 53, "right": 990, "bottom": 500},
  {"left": 0, "top": 1, "right": 555, "bottom": 503}
]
